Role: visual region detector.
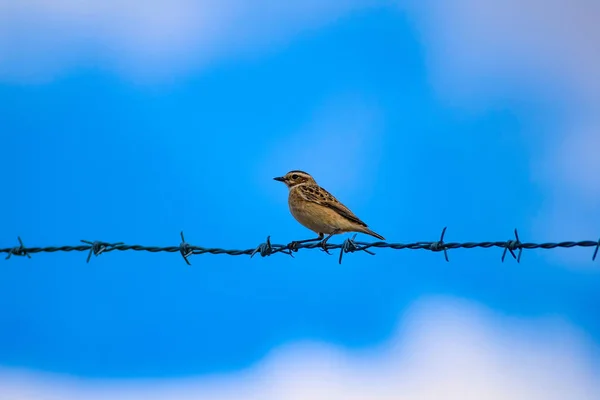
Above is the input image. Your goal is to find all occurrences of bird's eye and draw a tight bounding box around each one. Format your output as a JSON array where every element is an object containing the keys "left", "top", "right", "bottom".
[{"left": 291, "top": 174, "right": 299, "bottom": 180}]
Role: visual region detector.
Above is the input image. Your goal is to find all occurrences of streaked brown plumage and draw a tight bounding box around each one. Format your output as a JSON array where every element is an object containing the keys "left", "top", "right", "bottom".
[{"left": 273, "top": 170, "right": 385, "bottom": 242}]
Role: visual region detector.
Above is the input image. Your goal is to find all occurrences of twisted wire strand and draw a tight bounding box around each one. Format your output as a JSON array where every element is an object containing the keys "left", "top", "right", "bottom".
[{"left": 2, "top": 228, "right": 599, "bottom": 265}]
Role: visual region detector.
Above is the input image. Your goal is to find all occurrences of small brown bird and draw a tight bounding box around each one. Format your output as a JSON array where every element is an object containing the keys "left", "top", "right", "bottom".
[{"left": 274, "top": 170, "right": 385, "bottom": 250}]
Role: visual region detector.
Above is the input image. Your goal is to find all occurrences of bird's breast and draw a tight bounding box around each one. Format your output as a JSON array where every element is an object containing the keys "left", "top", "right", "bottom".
[{"left": 288, "top": 190, "right": 346, "bottom": 234}]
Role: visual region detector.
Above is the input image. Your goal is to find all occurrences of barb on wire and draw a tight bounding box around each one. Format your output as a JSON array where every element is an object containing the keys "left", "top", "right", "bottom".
[
  {"left": 252, "top": 236, "right": 274, "bottom": 258},
  {"left": 417, "top": 227, "right": 450, "bottom": 262},
  {"left": 179, "top": 231, "right": 194, "bottom": 265},
  {"left": 339, "top": 234, "right": 376, "bottom": 264},
  {"left": 2, "top": 229, "right": 600, "bottom": 265},
  {"left": 81, "top": 240, "right": 124, "bottom": 263},
  {"left": 502, "top": 229, "right": 523, "bottom": 263},
  {"left": 252, "top": 236, "right": 294, "bottom": 258},
  {"left": 5, "top": 236, "right": 31, "bottom": 260}
]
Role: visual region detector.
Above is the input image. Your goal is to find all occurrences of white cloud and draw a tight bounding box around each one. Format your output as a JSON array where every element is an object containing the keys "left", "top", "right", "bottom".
[
  {"left": 0, "top": 0, "right": 369, "bottom": 82},
  {"left": 1, "top": 297, "right": 598, "bottom": 399},
  {"left": 403, "top": 0, "right": 600, "bottom": 266},
  {"left": 405, "top": 0, "right": 600, "bottom": 104}
]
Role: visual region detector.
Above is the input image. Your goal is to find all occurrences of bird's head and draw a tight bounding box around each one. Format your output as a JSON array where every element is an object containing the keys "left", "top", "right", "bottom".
[{"left": 273, "top": 170, "right": 316, "bottom": 188}]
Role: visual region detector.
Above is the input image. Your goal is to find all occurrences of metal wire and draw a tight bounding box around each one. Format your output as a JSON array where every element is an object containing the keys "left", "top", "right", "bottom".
[{"left": 1, "top": 229, "right": 599, "bottom": 265}]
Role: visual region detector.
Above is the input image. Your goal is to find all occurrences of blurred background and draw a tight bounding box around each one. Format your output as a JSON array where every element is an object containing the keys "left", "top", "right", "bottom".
[{"left": 1, "top": 1, "right": 600, "bottom": 398}]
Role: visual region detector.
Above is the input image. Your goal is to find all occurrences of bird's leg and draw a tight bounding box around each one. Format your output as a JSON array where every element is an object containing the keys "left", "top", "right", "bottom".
[
  {"left": 288, "top": 233, "right": 324, "bottom": 252},
  {"left": 319, "top": 229, "right": 341, "bottom": 255}
]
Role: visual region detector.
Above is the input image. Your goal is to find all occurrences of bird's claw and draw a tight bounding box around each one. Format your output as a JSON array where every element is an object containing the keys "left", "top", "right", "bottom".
[
  {"left": 319, "top": 240, "right": 332, "bottom": 255},
  {"left": 287, "top": 241, "right": 300, "bottom": 252}
]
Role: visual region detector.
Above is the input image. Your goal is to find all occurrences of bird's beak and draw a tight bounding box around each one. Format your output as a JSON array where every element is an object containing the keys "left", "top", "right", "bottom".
[{"left": 273, "top": 176, "right": 286, "bottom": 182}]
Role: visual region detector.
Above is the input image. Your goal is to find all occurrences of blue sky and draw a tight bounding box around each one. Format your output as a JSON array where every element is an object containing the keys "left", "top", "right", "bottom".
[{"left": 1, "top": 1, "right": 600, "bottom": 398}]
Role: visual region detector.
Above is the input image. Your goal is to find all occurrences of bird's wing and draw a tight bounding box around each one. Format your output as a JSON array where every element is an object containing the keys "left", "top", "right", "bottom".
[{"left": 297, "top": 185, "right": 367, "bottom": 227}]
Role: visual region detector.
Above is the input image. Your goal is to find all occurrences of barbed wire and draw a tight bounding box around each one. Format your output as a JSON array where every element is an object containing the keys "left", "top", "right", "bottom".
[{"left": 1, "top": 228, "right": 599, "bottom": 265}]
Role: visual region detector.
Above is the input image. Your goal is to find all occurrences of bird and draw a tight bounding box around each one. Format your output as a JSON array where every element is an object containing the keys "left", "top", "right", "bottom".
[{"left": 273, "top": 170, "right": 385, "bottom": 251}]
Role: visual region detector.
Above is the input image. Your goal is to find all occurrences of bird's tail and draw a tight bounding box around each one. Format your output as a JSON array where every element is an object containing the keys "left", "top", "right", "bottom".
[{"left": 359, "top": 227, "right": 385, "bottom": 241}]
